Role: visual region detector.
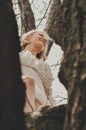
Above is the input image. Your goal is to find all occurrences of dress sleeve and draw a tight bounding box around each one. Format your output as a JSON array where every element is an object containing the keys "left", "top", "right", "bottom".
[
  {"left": 19, "top": 51, "right": 35, "bottom": 66},
  {"left": 34, "top": 61, "right": 55, "bottom": 106},
  {"left": 32, "top": 60, "right": 54, "bottom": 95},
  {"left": 19, "top": 51, "right": 55, "bottom": 105},
  {"left": 44, "top": 62, "right": 54, "bottom": 80}
]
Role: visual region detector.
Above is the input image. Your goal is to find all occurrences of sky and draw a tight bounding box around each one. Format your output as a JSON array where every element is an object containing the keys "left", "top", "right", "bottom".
[{"left": 46, "top": 43, "right": 68, "bottom": 105}]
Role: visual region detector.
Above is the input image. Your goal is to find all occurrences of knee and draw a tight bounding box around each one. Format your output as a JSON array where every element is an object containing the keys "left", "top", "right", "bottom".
[{"left": 27, "top": 77, "right": 35, "bottom": 86}]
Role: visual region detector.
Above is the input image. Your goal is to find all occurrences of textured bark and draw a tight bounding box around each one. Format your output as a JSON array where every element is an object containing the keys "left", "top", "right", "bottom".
[
  {"left": 44, "top": 0, "right": 64, "bottom": 46},
  {"left": 58, "top": 0, "right": 86, "bottom": 130},
  {"left": 0, "top": 0, "right": 26, "bottom": 130},
  {"left": 18, "top": 0, "right": 35, "bottom": 35},
  {"left": 25, "top": 105, "right": 67, "bottom": 130}
]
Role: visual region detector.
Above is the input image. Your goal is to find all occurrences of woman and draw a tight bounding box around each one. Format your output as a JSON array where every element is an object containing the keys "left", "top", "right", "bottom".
[{"left": 19, "top": 30, "right": 55, "bottom": 113}]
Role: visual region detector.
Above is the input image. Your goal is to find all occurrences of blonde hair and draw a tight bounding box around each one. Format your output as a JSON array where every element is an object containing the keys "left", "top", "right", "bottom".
[{"left": 21, "top": 29, "right": 54, "bottom": 59}]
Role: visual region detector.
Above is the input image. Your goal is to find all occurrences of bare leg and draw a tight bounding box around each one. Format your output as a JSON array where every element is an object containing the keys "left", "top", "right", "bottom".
[{"left": 22, "top": 76, "right": 35, "bottom": 113}]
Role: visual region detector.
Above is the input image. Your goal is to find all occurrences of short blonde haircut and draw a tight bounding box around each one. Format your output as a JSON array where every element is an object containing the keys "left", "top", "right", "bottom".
[{"left": 21, "top": 29, "right": 54, "bottom": 59}]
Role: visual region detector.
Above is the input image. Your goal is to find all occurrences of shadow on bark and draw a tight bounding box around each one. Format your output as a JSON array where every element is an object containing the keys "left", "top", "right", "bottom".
[{"left": 25, "top": 105, "right": 67, "bottom": 130}]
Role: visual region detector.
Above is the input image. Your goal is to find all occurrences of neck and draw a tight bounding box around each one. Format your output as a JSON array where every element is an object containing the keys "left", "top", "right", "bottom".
[{"left": 24, "top": 45, "right": 37, "bottom": 55}]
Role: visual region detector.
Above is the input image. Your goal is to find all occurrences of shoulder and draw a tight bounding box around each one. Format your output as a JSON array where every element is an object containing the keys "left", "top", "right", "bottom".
[
  {"left": 19, "top": 50, "right": 32, "bottom": 57},
  {"left": 19, "top": 50, "right": 35, "bottom": 65},
  {"left": 19, "top": 50, "right": 35, "bottom": 61}
]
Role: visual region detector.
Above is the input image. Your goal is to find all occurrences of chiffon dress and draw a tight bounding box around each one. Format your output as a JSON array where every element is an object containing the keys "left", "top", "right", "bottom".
[{"left": 19, "top": 50, "right": 54, "bottom": 109}]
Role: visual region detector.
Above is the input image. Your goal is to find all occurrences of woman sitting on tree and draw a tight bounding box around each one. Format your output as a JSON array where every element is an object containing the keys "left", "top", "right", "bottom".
[{"left": 19, "top": 30, "right": 55, "bottom": 113}]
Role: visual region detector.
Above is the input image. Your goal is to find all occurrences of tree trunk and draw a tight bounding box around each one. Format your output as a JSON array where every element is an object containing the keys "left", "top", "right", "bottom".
[
  {"left": 18, "top": 0, "right": 35, "bottom": 35},
  {"left": 25, "top": 105, "right": 66, "bottom": 130},
  {"left": 0, "top": 0, "right": 26, "bottom": 130},
  {"left": 44, "top": 0, "right": 64, "bottom": 46},
  {"left": 58, "top": 0, "right": 86, "bottom": 130}
]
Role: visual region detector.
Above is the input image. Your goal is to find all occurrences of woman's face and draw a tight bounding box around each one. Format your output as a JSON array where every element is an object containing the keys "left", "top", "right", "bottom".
[{"left": 29, "top": 32, "right": 47, "bottom": 53}]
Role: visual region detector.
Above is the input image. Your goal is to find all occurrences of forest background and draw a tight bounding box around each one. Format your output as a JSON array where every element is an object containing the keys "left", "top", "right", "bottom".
[
  {"left": 0, "top": 0, "right": 86, "bottom": 130},
  {"left": 12, "top": 0, "right": 68, "bottom": 105}
]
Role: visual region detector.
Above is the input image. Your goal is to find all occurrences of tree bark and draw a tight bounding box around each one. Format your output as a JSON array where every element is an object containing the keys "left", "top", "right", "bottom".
[
  {"left": 25, "top": 105, "right": 67, "bottom": 130},
  {"left": 58, "top": 0, "right": 86, "bottom": 130},
  {"left": 0, "top": 0, "right": 26, "bottom": 130},
  {"left": 45, "top": 0, "right": 86, "bottom": 129},
  {"left": 44, "top": 0, "right": 64, "bottom": 46},
  {"left": 18, "top": 0, "right": 35, "bottom": 35}
]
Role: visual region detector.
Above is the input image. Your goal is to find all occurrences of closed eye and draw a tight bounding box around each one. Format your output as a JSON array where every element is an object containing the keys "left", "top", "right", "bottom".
[
  {"left": 36, "top": 33, "right": 47, "bottom": 44},
  {"left": 37, "top": 33, "right": 44, "bottom": 37}
]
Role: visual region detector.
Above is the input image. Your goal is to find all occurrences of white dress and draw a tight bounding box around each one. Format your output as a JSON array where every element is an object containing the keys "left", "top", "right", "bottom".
[{"left": 19, "top": 50, "right": 54, "bottom": 106}]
